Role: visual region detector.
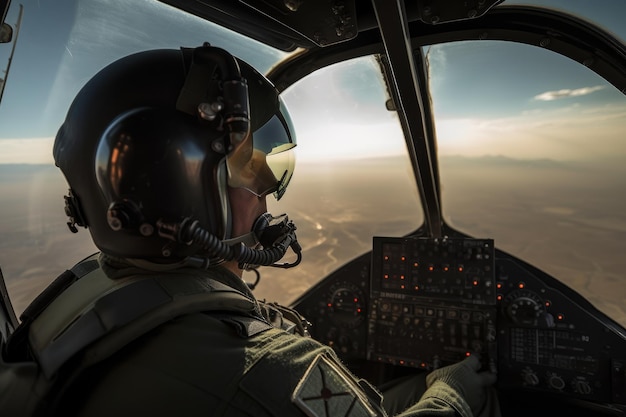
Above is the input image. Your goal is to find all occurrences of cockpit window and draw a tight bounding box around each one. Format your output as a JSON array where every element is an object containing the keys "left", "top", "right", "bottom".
[
  {"left": 429, "top": 40, "right": 626, "bottom": 328},
  {"left": 262, "top": 56, "right": 423, "bottom": 302}
]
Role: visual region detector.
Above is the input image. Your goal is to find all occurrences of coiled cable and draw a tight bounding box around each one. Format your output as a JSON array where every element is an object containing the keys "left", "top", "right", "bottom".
[{"left": 157, "top": 217, "right": 302, "bottom": 269}]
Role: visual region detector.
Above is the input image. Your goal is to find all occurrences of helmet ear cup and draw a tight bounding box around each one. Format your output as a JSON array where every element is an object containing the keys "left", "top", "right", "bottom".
[{"left": 106, "top": 200, "right": 153, "bottom": 236}]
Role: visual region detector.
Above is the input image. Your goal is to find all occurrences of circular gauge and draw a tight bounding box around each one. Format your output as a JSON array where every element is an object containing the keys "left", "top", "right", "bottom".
[
  {"left": 504, "top": 289, "right": 545, "bottom": 325},
  {"left": 326, "top": 282, "right": 366, "bottom": 328}
]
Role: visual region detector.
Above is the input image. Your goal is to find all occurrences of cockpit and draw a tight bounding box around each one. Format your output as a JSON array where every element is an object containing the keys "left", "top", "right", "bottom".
[{"left": 1, "top": 1, "right": 626, "bottom": 415}]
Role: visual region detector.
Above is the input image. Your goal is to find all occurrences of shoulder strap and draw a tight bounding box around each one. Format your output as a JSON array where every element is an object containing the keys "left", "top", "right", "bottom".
[
  {"left": 4, "top": 254, "right": 100, "bottom": 361},
  {"left": 29, "top": 259, "right": 268, "bottom": 379},
  {"left": 1, "top": 255, "right": 101, "bottom": 417}
]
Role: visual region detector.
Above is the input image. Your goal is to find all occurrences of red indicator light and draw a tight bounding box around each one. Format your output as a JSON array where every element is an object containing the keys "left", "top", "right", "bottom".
[
  {"left": 473, "top": 280, "right": 479, "bottom": 286},
  {"left": 400, "top": 284, "right": 405, "bottom": 289},
  {"left": 400, "top": 275, "right": 405, "bottom": 280},
  {"left": 384, "top": 255, "right": 389, "bottom": 261},
  {"left": 497, "top": 294, "right": 503, "bottom": 301},
  {"left": 545, "top": 300, "right": 551, "bottom": 307},
  {"left": 399, "top": 360, "right": 405, "bottom": 365},
  {"left": 420, "top": 362, "right": 426, "bottom": 368},
  {"left": 518, "top": 282, "right": 525, "bottom": 289},
  {"left": 401, "top": 256, "right": 406, "bottom": 261},
  {"left": 357, "top": 308, "right": 362, "bottom": 313},
  {"left": 327, "top": 303, "right": 332, "bottom": 308},
  {"left": 458, "top": 266, "right": 464, "bottom": 272},
  {"left": 443, "top": 266, "right": 449, "bottom": 272},
  {"left": 413, "top": 262, "right": 419, "bottom": 267},
  {"left": 557, "top": 314, "right": 565, "bottom": 320},
  {"left": 414, "top": 285, "right": 419, "bottom": 291},
  {"left": 384, "top": 274, "right": 389, "bottom": 279},
  {"left": 428, "top": 265, "right": 434, "bottom": 271},
  {"left": 496, "top": 283, "right": 502, "bottom": 289},
  {"left": 353, "top": 298, "right": 359, "bottom": 303},
  {"left": 465, "top": 351, "right": 471, "bottom": 357}
]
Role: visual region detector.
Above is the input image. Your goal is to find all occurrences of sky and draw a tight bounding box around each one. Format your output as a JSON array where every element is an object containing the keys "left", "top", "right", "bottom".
[{"left": 1, "top": 0, "right": 626, "bottom": 165}]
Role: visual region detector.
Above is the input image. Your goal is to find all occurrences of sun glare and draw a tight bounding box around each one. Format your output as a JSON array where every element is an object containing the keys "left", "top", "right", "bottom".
[{"left": 295, "top": 121, "right": 406, "bottom": 162}]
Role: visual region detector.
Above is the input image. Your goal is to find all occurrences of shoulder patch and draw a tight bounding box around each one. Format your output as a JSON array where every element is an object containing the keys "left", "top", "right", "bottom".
[{"left": 292, "top": 353, "right": 379, "bottom": 417}]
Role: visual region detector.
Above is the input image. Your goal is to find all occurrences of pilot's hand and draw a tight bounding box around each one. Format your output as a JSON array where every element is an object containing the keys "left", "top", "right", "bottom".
[{"left": 425, "top": 355, "right": 496, "bottom": 416}]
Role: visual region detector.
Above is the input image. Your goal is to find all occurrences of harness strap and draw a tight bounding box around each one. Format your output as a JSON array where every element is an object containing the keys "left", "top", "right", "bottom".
[
  {"left": 32, "top": 269, "right": 266, "bottom": 379},
  {"left": 4, "top": 257, "right": 99, "bottom": 360}
]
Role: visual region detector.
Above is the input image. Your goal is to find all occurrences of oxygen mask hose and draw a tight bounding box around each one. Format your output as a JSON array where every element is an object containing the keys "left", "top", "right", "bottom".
[{"left": 156, "top": 215, "right": 302, "bottom": 269}]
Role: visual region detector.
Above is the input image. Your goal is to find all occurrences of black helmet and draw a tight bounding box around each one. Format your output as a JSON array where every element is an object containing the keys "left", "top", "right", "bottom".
[{"left": 53, "top": 45, "right": 297, "bottom": 264}]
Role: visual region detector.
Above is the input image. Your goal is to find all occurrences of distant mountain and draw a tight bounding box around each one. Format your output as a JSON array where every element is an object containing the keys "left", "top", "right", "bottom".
[{"left": 439, "top": 154, "right": 567, "bottom": 169}]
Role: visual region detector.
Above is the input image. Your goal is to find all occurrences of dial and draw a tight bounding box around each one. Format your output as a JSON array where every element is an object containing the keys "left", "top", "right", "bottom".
[
  {"left": 504, "top": 289, "right": 545, "bottom": 325},
  {"left": 326, "top": 282, "right": 366, "bottom": 328}
]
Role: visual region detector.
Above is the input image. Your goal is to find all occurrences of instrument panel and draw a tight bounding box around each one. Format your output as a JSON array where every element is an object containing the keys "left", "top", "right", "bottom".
[
  {"left": 368, "top": 237, "right": 497, "bottom": 372},
  {"left": 291, "top": 236, "right": 626, "bottom": 410}
]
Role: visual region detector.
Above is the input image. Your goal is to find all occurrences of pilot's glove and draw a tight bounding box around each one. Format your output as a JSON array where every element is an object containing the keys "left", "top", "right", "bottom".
[{"left": 425, "top": 355, "right": 497, "bottom": 416}]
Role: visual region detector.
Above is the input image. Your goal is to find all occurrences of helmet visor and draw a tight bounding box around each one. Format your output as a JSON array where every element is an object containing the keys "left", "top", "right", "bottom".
[{"left": 226, "top": 100, "right": 296, "bottom": 200}]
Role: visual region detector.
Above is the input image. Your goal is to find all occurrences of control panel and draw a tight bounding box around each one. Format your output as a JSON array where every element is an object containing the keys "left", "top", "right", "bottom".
[
  {"left": 367, "top": 236, "right": 497, "bottom": 370},
  {"left": 290, "top": 234, "right": 626, "bottom": 410},
  {"left": 495, "top": 258, "right": 626, "bottom": 405}
]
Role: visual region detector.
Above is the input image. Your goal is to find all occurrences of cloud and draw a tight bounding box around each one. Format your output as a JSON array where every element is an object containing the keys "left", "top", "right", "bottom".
[{"left": 534, "top": 86, "right": 605, "bottom": 101}]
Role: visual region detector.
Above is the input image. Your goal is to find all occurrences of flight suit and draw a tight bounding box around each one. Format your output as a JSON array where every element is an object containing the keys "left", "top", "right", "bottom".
[{"left": 44, "top": 255, "right": 477, "bottom": 417}]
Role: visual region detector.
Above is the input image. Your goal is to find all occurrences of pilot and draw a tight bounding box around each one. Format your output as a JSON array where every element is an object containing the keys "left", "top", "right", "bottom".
[{"left": 46, "top": 44, "right": 500, "bottom": 417}]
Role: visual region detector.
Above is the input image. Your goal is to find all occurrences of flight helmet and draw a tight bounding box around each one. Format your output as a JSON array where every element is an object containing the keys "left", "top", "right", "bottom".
[{"left": 53, "top": 45, "right": 298, "bottom": 266}]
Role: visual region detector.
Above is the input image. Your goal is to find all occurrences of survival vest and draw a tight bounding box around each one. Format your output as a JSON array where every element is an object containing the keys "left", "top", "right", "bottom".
[{"left": 0, "top": 253, "right": 308, "bottom": 417}]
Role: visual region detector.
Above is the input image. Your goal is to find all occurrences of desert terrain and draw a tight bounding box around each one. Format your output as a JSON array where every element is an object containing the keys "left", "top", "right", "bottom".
[{"left": 1, "top": 158, "right": 625, "bottom": 330}]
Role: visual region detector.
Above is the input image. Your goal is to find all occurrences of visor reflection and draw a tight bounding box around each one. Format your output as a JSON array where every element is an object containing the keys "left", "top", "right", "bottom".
[{"left": 226, "top": 102, "right": 297, "bottom": 200}]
